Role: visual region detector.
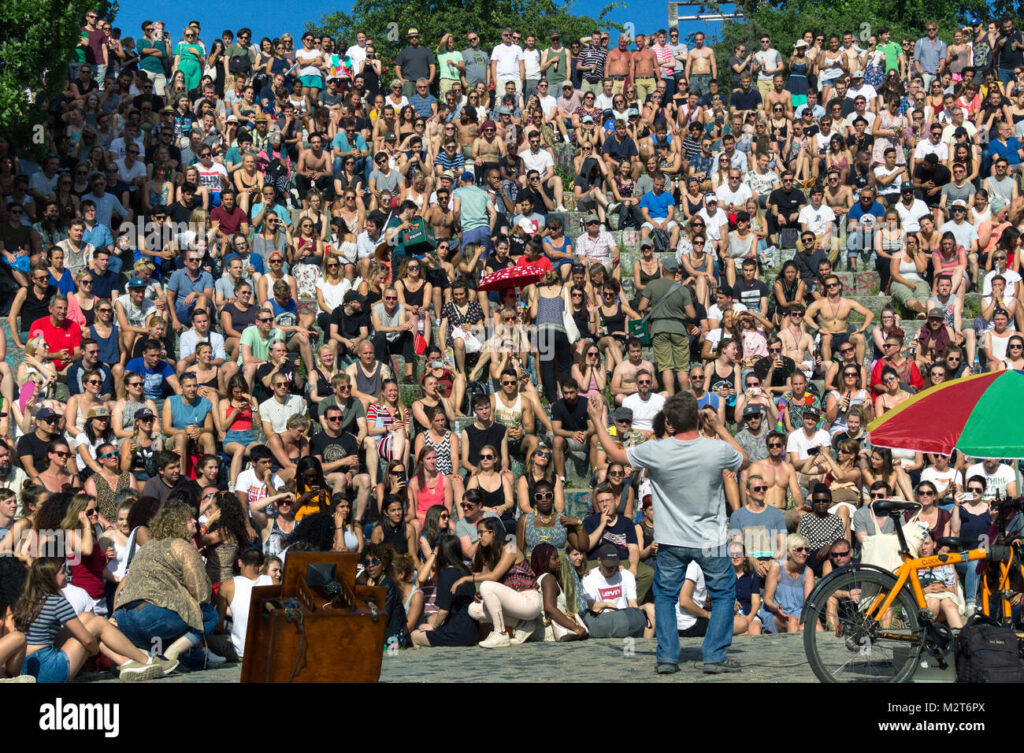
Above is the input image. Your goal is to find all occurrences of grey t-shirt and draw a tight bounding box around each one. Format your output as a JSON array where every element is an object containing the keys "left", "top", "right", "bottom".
[
  {"left": 462, "top": 48, "right": 490, "bottom": 86},
  {"left": 455, "top": 510, "right": 502, "bottom": 543},
  {"left": 370, "top": 169, "right": 402, "bottom": 194},
  {"left": 940, "top": 182, "right": 975, "bottom": 206},
  {"left": 395, "top": 46, "right": 436, "bottom": 82},
  {"left": 628, "top": 437, "right": 743, "bottom": 549},
  {"left": 729, "top": 505, "right": 787, "bottom": 559},
  {"left": 853, "top": 504, "right": 897, "bottom": 536}
]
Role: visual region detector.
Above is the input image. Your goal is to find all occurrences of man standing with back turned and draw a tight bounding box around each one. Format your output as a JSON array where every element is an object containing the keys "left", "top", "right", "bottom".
[{"left": 588, "top": 392, "right": 749, "bottom": 675}]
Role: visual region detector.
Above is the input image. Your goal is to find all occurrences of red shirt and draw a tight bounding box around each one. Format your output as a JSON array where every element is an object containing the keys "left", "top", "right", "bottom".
[
  {"left": 516, "top": 255, "right": 553, "bottom": 273},
  {"left": 870, "top": 356, "right": 923, "bottom": 393},
  {"left": 211, "top": 205, "right": 247, "bottom": 236},
  {"left": 29, "top": 316, "right": 82, "bottom": 372}
]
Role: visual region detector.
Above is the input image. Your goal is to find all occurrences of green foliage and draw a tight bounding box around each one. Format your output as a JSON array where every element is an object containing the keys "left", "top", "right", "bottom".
[
  {"left": 308, "top": 0, "right": 621, "bottom": 74},
  {"left": 0, "top": 0, "right": 116, "bottom": 153},
  {"left": 705, "top": 0, "right": 995, "bottom": 88}
]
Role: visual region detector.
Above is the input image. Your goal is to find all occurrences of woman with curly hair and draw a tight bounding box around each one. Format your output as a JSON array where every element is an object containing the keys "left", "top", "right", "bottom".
[
  {"left": 357, "top": 542, "right": 409, "bottom": 648},
  {"left": 113, "top": 500, "right": 217, "bottom": 664},
  {"left": 200, "top": 491, "right": 252, "bottom": 585}
]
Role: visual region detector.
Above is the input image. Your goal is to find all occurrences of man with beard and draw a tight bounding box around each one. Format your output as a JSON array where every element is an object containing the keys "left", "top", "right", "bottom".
[
  {"left": 734, "top": 405, "right": 770, "bottom": 465},
  {"left": 744, "top": 430, "right": 805, "bottom": 531},
  {"left": 312, "top": 403, "right": 372, "bottom": 524},
  {"left": 552, "top": 379, "right": 591, "bottom": 481},
  {"left": 16, "top": 407, "right": 63, "bottom": 479},
  {"left": 622, "top": 369, "right": 666, "bottom": 437}
]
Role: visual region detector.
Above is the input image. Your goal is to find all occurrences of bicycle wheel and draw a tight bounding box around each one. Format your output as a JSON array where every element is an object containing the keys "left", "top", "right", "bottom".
[{"left": 803, "top": 567, "right": 924, "bottom": 683}]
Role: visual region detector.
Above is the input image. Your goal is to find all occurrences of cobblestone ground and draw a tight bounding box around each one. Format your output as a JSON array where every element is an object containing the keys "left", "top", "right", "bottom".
[{"left": 80, "top": 634, "right": 846, "bottom": 683}]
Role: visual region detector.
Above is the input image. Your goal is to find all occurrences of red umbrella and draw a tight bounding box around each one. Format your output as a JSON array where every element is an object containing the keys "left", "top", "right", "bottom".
[{"left": 477, "top": 263, "right": 545, "bottom": 292}]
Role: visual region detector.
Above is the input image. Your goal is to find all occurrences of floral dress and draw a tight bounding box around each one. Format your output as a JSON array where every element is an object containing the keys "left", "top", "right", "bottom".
[
  {"left": 871, "top": 110, "right": 908, "bottom": 166},
  {"left": 440, "top": 300, "right": 484, "bottom": 348}
]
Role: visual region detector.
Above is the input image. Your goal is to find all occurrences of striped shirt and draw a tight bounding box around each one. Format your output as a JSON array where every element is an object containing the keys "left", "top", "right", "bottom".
[
  {"left": 24, "top": 593, "right": 77, "bottom": 646},
  {"left": 652, "top": 43, "right": 675, "bottom": 78},
  {"left": 435, "top": 150, "right": 466, "bottom": 173},
  {"left": 578, "top": 46, "right": 607, "bottom": 83},
  {"left": 367, "top": 402, "right": 409, "bottom": 431}
]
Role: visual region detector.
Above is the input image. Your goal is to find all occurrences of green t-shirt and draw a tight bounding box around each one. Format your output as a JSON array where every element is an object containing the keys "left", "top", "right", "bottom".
[
  {"left": 74, "top": 32, "right": 89, "bottom": 63},
  {"left": 543, "top": 47, "right": 570, "bottom": 85},
  {"left": 453, "top": 185, "right": 492, "bottom": 231},
  {"left": 640, "top": 278, "right": 693, "bottom": 336},
  {"left": 880, "top": 41, "right": 902, "bottom": 73},
  {"left": 438, "top": 51, "right": 463, "bottom": 82},
  {"left": 237, "top": 325, "right": 284, "bottom": 365},
  {"left": 138, "top": 39, "right": 166, "bottom": 74}
]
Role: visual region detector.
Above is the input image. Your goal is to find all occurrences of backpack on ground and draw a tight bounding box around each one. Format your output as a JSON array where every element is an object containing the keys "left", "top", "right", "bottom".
[
  {"left": 954, "top": 615, "right": 1024, "bottom": 683},
  {"left": 651, "top": 228, "right": 671, "bottom": 254}
]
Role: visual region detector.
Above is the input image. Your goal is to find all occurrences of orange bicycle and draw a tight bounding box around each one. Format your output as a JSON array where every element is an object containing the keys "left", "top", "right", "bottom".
[{"left": 802, "top": 498, "right": 1024, "bottom": 683}]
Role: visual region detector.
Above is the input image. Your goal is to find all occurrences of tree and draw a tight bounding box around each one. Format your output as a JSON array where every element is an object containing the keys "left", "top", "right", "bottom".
[
  {"left": 308, "top": 0, "right": 620, "bottom": 75},
  {"left": 0, "top": 0, "right": 116, "bottom": 151}
]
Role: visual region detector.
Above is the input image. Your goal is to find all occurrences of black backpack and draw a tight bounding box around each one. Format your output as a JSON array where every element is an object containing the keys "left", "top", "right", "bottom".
[
  {"left": 954, "top": 615, "right": 1024, "bottom": 683},
  {"left": 229, "top": 52, "right": 253, "bottom": 76},
  {"left": 462, "top": 380, "right": 488, "bottom": 415},
  {"left": 651, "top": 228, "right": 671, "bottom": 254}
]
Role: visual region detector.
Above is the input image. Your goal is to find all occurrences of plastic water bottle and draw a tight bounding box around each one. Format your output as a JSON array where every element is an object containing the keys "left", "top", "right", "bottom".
[{"left": 973, "top": 356, "right": 980, "bottom": 374}]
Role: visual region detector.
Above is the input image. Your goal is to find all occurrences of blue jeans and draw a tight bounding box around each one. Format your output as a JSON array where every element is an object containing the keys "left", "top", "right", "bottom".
[
  {"left": 115, "top": 601, "right": 218, "bottom": 653},
  {"left": 653, "top": 544, "right": 735, "bottom": 665},
  {"left": 999, "top": 68, "right": 1015, "bottom": 86},
  {"left": 460, "top": 225, "right": 491, "bottom": 253}
]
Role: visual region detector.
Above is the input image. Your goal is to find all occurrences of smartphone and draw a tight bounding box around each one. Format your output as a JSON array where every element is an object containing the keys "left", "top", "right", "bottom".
[{"left": 807, "top": 447, "right": 821, "bottom": 456}]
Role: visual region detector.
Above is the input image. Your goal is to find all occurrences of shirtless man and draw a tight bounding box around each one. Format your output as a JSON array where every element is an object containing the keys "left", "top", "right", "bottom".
[
  {"left": 743, "top": 430, "right": 805, "bottom": 531},
  {"left": 605, "top": 35, "right": 632, "bottom": 95},
  {"left": 471, "top": 120, "right": 507, "bottom": 183},
  {"left": 610, "top": 337, "right": 657, "bottom": 405},
  {"left": 685, "top": 32, "right": 716, "bottom": 96},
  {"left": 777, "top": 305, "right": 817, "bottom": 379},
  {"left": 423, "top": 188, "right": 456, "bottom": 240},
  {"left": 763, "top": 74, "right": 792, "bottom": 118},
  {"left": 455, "top": 108, "right": 478, "bottom": 151},
  {"left": 630, "top": 34, "right": 659, "bottom": 104},
  {"left": 803, "top": 274, "right": 874, "bottom": 364},
  {"left": 822, "top": 169, "right": 853, "bottom": 218},
  {"left": 296, "top": 135, "right": 332, "bottom": 207}
]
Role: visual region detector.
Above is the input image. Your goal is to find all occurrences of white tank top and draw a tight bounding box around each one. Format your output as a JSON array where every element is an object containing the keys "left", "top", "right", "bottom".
[{"left": 230, "top": 574, "right": 274, "bottom": 657}]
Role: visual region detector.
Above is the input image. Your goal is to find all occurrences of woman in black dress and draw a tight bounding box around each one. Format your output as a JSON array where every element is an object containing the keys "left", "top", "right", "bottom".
[{"left": 410, "top": 534, "right": 478, "bottom": 647}]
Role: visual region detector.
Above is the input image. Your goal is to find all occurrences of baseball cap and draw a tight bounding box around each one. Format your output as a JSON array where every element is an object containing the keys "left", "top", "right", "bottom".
[
  {"left": 705, "top": 192, "right": 718, "bottom": 202},
  {"left": 343, "top": 291, "right": 366, "bottom": 305},
  {"left": 460, "top": 170, "right": 475, "bottom": 182},
  {"left": 851, "top": 69, "right": 864, "bottom": 79},
  {"left": 88, "top": 406, "right": 110, "bottom": 419},
  {"left": 133, "top": 407, "right": 156, "bottom": 421},
  {"left": 36, "top": 407, "right": 58, "bottom": 420},
  {"left": 743, "top": 404, "right": 764, "bottom": 418},
  {"left": 581, "top": 115, "right": 594, "bottom": 123},
  {"left": 128, "top": 277, "right": 147, "bottom": 289},
  {"left": 662, "top": 257, "right": 681, "bottom": 272},
  {"left": 927, "top": 307, "right": 945, "bottom": 319},
  {"left": 226, "top": 114, "right": 239, "bottom": 123},
  {"left": 613, "top": 406, "right": 634, "bottom": 421},
  {"left": 596, "top": 543, "right": 620, "bottom": 563},
  {"left": 561, "top": 81, "right": 573, "bottom": 90},
  {"left": 407, "top": 27, "right": 419, "bottom": 36},
  {"left": 583, "top": 213, "right": 600, "bottom": 225},
  {"left": 627, "top": 107, "right": 640, "bottom": 117},
  {"left": 951, "top": 199, "right": 968, "bottom": 209},
  {"left": 900, "top": 181, "right": 914, "bottom": 192},
  {"left": 639, "top": 238, "right": 654, "bottom": 249},
  {"left": 804, "top": 406, "right": 821, "bottom": 417}
]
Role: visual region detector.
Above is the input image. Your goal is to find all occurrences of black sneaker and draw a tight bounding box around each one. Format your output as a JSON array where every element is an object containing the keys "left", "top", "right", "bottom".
[
  {"left": 701, "top": 658, "right": 741, "bottom": 674},
  {"left": 656, "top": 663, "right": 679, "bottom": 675}
]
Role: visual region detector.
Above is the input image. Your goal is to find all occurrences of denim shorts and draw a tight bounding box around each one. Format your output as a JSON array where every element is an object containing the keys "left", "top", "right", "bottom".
[
  {"left": 24, "top": 646, "right": 71, "bottom": 683},
  {"left": 224, "top": 429, "right": 258, "bottom": 446}
]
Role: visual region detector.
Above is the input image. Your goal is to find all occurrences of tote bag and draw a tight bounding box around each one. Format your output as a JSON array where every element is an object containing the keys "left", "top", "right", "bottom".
[{"left": 860, "top": 502, "right": 926, "bottom": 573}]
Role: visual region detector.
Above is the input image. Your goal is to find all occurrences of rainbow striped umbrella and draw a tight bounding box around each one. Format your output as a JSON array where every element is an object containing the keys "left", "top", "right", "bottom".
[{"left": 867, "top": 370, "right": 1024, "bottom": 459}]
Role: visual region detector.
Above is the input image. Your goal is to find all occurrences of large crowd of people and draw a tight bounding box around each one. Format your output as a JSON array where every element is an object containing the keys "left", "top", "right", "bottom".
[{"left": 0, "top": 9, "right": 1023, "bottom": 681}]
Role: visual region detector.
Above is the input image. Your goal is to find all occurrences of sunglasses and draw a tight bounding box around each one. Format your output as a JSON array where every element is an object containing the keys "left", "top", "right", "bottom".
[
  {"left": 830, "top": 551, "right": 851, "bottom": 558},
  {"left": 98, "top": 452, "right": 118, "bottom": 460},
  {"left": 52, "top": 450, "right": 70, "bottom": 458},
  {"left": 767, "top": 442, "right": 783, "bottom": 449},
  {"left": 479, "top": 454, "right": 495, "bottom": 460},
  {"left": 534, "top": 492, "right": 554, "bottom": 501},
  {"left": 792, "top": 547, "right": 809, "bottom": 553},
  {"left": 750, "top": 485, "right": 768, "bottom": 492}
]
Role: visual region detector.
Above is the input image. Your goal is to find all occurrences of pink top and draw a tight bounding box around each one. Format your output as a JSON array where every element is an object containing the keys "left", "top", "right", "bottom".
[{"left": 415, "top": 473, "right": 447, "bottom": 523}]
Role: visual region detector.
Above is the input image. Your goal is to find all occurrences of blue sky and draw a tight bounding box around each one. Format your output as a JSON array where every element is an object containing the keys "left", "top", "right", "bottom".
[{"left": 111, "top": 0, "right": 735, "bottom": 46}]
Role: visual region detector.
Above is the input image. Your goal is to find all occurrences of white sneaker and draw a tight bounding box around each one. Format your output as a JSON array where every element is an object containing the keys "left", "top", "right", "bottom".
[
  {"left": 478, "top": 630, "right": 512, "bottom": 648},
  {"left": 511, "top": 617, "right": 542, "bottom": 645},
  {"left": 556, "top": 204, "right": 567, "bottom": 212},
  {"left": 118, "top": 658, "right": 165, "bottom": 682},
  {"left": 0, "top": 674, "right": 36, "bottom": 683}
]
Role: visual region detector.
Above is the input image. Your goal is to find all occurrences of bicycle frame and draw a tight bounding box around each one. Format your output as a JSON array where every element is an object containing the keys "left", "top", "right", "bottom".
[{"left": 860, "top": 548, "right": 989, "bottom": 630}]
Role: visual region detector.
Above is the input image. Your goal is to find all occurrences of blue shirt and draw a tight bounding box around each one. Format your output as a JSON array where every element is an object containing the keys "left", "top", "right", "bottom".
[
  {"left": 331, "top": 131, "right": 367, "bottom": 156},
  {"left": 168, "top": 268, "right": 214, "bottom": 301},
  {"left": 66, "top": 361, "right": 114, "bottom": 397},
  {"left": 696, "top": 392, "right": 721, "bottom": 412},
  {"left": 989, "top": 137, "right": 1023, "bottom": 166},
  {"left": 848, "top": 201, "right": 886, "bottom": 223},
  {"left": 408, "top": 93, "right": 438, "bottom": 119},
  {"left": 639, "top": 189, "right": 675, "bottom": 221},
  {"left": 223, "top": 252, "right": 266, "bottom": 275},
  {"left": 167, "top": 393, "right": 212, "bottom": 429},
  {"left": 435, "top": 150, "right": 466, "bottom": 173},
  {"left": 82, "top": 222, "right": 114, "bottom": 251},
  {"left": 125, "top": 357, "right": 175, "bottom": 401}
]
